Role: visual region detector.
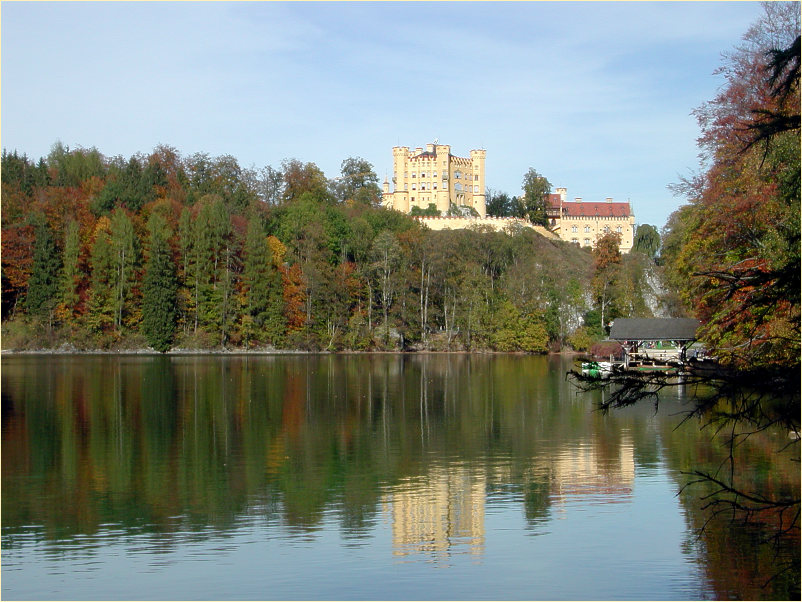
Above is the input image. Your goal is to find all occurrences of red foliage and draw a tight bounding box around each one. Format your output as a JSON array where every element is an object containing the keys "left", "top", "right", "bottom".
[{"left": 2, "top": 223, "right": 35, "bottom": 295}]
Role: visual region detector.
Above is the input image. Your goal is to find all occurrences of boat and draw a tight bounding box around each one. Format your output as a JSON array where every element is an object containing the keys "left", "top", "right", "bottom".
[{"left": 581, "top": 361, "right": 612, "bottom": 378}]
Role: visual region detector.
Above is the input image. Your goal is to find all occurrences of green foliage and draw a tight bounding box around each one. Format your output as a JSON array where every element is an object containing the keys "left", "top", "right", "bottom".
[
  {"left": 490, "top": 300, "right": 548, "bottom": 353},
  {"left": 567, "top": 326, "right": 594, "bottom": 352},
  {"left": 92, "top": 155, "right": 164, "bottom": 215},
  {"left": 141, "top": 213, "right": 177, "bottom": 352},
  {"left": 109, "top": 209, "right": 139, "bottom": 331},
  {"left": 334, "top": 157, "right": 381, "bottom": 205},
  {"left": 521, "top": 168, "right": 552, "bottom": 226},
  {"left": 281, "top": 158, "right": 330, "bottom": 203},
  {"left": 409, "top": 203, "right": 440, "bottom": 216},
  {"left": 632, "top": 224, "right": 660, "bottom": 259},
  {"left": 59, "top": 220, "right": 82, "bottom": 317},
  {"left": 243, "top": 218, "right": 285, "bottom": 345},
  {"left": 2, "top": 150, "right": 50, "bottom": 195},
  {"left": 1, "top": 141, "right": 630, "bottom": 353},
  {"left": 25, "top": 217, "right": 62, "bottom": 321},
  {"left": 447, "top": 203, "right": 479, "bottom": 217},
  {"left": 87, "top": 222, "right": 115, "bottom": 333},
  {"left": 485, "top": 189, "right": 521, "bottom": 218},
  {"left": 46, "top": 141, "right": 106, "bottom": 188}
]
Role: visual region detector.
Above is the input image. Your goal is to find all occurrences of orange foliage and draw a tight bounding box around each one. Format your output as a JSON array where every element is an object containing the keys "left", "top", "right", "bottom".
[
  {"left": 281, "top": 263, "right": 306, "bottom": 330},
  {"left": 1, "top": 224, "right": 35, "bottom": 294}
]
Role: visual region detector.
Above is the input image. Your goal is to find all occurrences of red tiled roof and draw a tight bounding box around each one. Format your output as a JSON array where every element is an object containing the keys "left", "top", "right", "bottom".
[{"left": 546, "top": 197, "right": 631, "bottom": 218}]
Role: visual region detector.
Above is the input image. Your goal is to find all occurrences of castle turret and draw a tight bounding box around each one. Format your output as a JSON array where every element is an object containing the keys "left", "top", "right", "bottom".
[{"left": 470, "top": 149, "right": 487, "bottom": 217}]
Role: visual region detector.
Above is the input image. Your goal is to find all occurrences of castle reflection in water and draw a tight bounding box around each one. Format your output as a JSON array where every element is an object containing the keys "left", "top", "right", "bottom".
[{"left": 382, "top": 436, "right": 635, "bottom": 560}]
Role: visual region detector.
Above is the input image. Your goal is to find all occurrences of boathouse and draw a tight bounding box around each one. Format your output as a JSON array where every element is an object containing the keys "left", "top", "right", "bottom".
[{"left": 609, "top": 318, "right": 701, "bottom": 368}]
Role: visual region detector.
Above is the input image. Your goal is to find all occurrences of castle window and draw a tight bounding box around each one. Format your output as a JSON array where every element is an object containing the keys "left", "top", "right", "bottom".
[
  {"left": 584, "top": 238, "right": 591, "bottom": 246},
  {"left": 455, "top": 170, "right": 462, "bottom": 179},
  {"left": 412, "top": 184, "right": 416, "bottom": 190},
  {"left": 455, "top": 183, "right": 463, "bottom": 192},
  {"left": 421, "top": 183, "right": 426, "bottom": 190},
  {"left": 411, "top": 172, "right": 416, "bottom": 178},
  {"left": 474, "top": 175, "right": 479, "bottom": 181},
  {"left": 433, "top": 171, "right": 438, "bottom": 178},
  {"left": 404, "top": 183, "right": 408, "bottom": 190},
  {"left": 616, "top": 226, "right": 622, "bottom": 233},
  {"left": 433, "top": 183, "right": 437, "bottom": 189},
  {"left": 421, "top": 172, "right": 426, "bottom": 178},
  {"left": 474, "top": 185, "right": 479, "bottom": 193},
  {"left": 571, "top": 238, "right": 578, "bottom": 244},
  {"left": 572, "top": 225, "right": 578, "bottom": 233},
  {"left": 603, "top": 226, "right": 610, "bottom": 233},
  {"left": 584, "top": 225, "right": 590, "bottom": 233}
]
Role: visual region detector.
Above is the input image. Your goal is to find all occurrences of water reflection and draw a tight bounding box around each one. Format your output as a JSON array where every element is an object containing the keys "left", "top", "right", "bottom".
[
  {"left": 385, "top": 467, "right": 486, "bottom": 561},
  {"left": 1, "top": 354, "right": 798, "bottom": 600}
]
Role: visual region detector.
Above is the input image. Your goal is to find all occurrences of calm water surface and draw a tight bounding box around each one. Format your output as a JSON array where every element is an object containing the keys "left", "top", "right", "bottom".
[{"left": 1, "top": 354, "right": 798, "bottom": 600}]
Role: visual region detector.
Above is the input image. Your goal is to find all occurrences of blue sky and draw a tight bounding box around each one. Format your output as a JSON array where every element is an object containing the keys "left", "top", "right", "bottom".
[{"left": 2, "top": 1, "right": 766, "bottom": 228}]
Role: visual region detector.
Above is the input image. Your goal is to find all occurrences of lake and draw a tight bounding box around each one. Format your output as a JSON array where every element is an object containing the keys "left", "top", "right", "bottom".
[{"left": 1, "top": 354, "right": 798, "bottom": 600}]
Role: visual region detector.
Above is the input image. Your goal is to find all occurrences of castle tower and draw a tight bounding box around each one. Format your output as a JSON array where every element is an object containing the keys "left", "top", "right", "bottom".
[
  {"left": 470, "top": 149, "right": 487, "bottom": 218},
  {"left": 382, "top": 142, "right": 485, "bottom": 217}
]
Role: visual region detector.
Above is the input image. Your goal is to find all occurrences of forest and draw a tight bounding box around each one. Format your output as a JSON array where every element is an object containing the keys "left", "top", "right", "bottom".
[
  {"left": 1, "top": 3, "right": 798, "bottom": 363},
  {"left": 1, "top": 143, "right": 663, "bottom": 353}
]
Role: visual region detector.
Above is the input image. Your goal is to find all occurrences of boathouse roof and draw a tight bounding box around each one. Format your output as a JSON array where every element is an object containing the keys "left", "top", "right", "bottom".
[{"left": 609, "top": 318, "right": 700, "bottom": 342}]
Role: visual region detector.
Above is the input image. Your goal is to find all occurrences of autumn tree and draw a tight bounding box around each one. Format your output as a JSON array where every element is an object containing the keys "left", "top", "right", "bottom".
[
  {"left": 574, "top": 5, "right": 800, "bottom": 579},
  {"left": 663, "top": 3, "right": 800, "bottom": 370},
  {"left": 281, "top": 159, "right": 330, "bottom": 203},
  {"left": 591, "top": 231, "right": 622, "bottom": 333},
  {"left": 86, "top": 218, "right": 115, "bottom": 333},
  {"left": 57, "top": 219, "right": 82, "bottom": 320},
  {"left": 109, "top": 209, "right": 139, "bottom": 332}
]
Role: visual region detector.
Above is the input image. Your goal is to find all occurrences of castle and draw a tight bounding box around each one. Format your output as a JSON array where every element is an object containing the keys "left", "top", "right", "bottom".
[
  {"left": 382, "top": 143, "right": 635, "bottom": 252},
  {"left": 382, "top": 143, "right": 486, "bottom": 217},
  {"left": 546, "top": 188, "right": 636, "bottom": 253}
]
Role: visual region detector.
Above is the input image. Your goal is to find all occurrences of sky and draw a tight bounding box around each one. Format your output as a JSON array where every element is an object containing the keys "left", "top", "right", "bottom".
[{"left": 1, "top": 1, "right": 768, "bottom": 228}]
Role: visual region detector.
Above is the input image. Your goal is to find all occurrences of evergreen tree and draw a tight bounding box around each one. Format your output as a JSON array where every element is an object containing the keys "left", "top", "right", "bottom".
[
  {"left": 141, "top": 213, "right": 177, "bottom": 352},
  {"left": 25, "top": 217, "right": 62, "bottom": 325},
  {"left": 242, "top": 218, "right": 285, "bottom": 345},
  {"left": 59, "top": 220, "right": 82, "bottom": 318}
]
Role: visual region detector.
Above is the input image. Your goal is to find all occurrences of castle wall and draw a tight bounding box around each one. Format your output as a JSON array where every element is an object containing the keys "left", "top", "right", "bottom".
[{"left": 415, "top": 216, "right": 559, "bottom": 239}]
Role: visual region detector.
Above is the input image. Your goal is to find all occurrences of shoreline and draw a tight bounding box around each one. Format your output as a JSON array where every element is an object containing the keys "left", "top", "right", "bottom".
[{"left": 1, "top": 346, "right": 584, "bottom": 357}]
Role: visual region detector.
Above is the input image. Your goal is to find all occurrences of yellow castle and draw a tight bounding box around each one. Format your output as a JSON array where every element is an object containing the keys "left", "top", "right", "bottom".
[{"left": 382, "top": 142, "right": 487, "bottom": 217}]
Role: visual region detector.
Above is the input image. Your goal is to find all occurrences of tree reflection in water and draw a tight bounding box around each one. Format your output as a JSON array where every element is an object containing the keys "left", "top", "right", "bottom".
[{"left": 1, "top": 354, "right": 798, "bottom": 599}]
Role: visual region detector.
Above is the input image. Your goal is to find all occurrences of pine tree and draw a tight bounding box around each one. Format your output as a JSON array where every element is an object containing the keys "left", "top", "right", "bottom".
[
  {"left": 141, "top": 213, "right": 177, "bottom": 352},
  {"left": 25, "top": 217, "right": 62, "bottom": 327},
  {"left": 243, "top": 217, "right": 285, "bottom": 345},
  {"left": 59, "top": 220, "right": 82, "bottom": 319}
]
